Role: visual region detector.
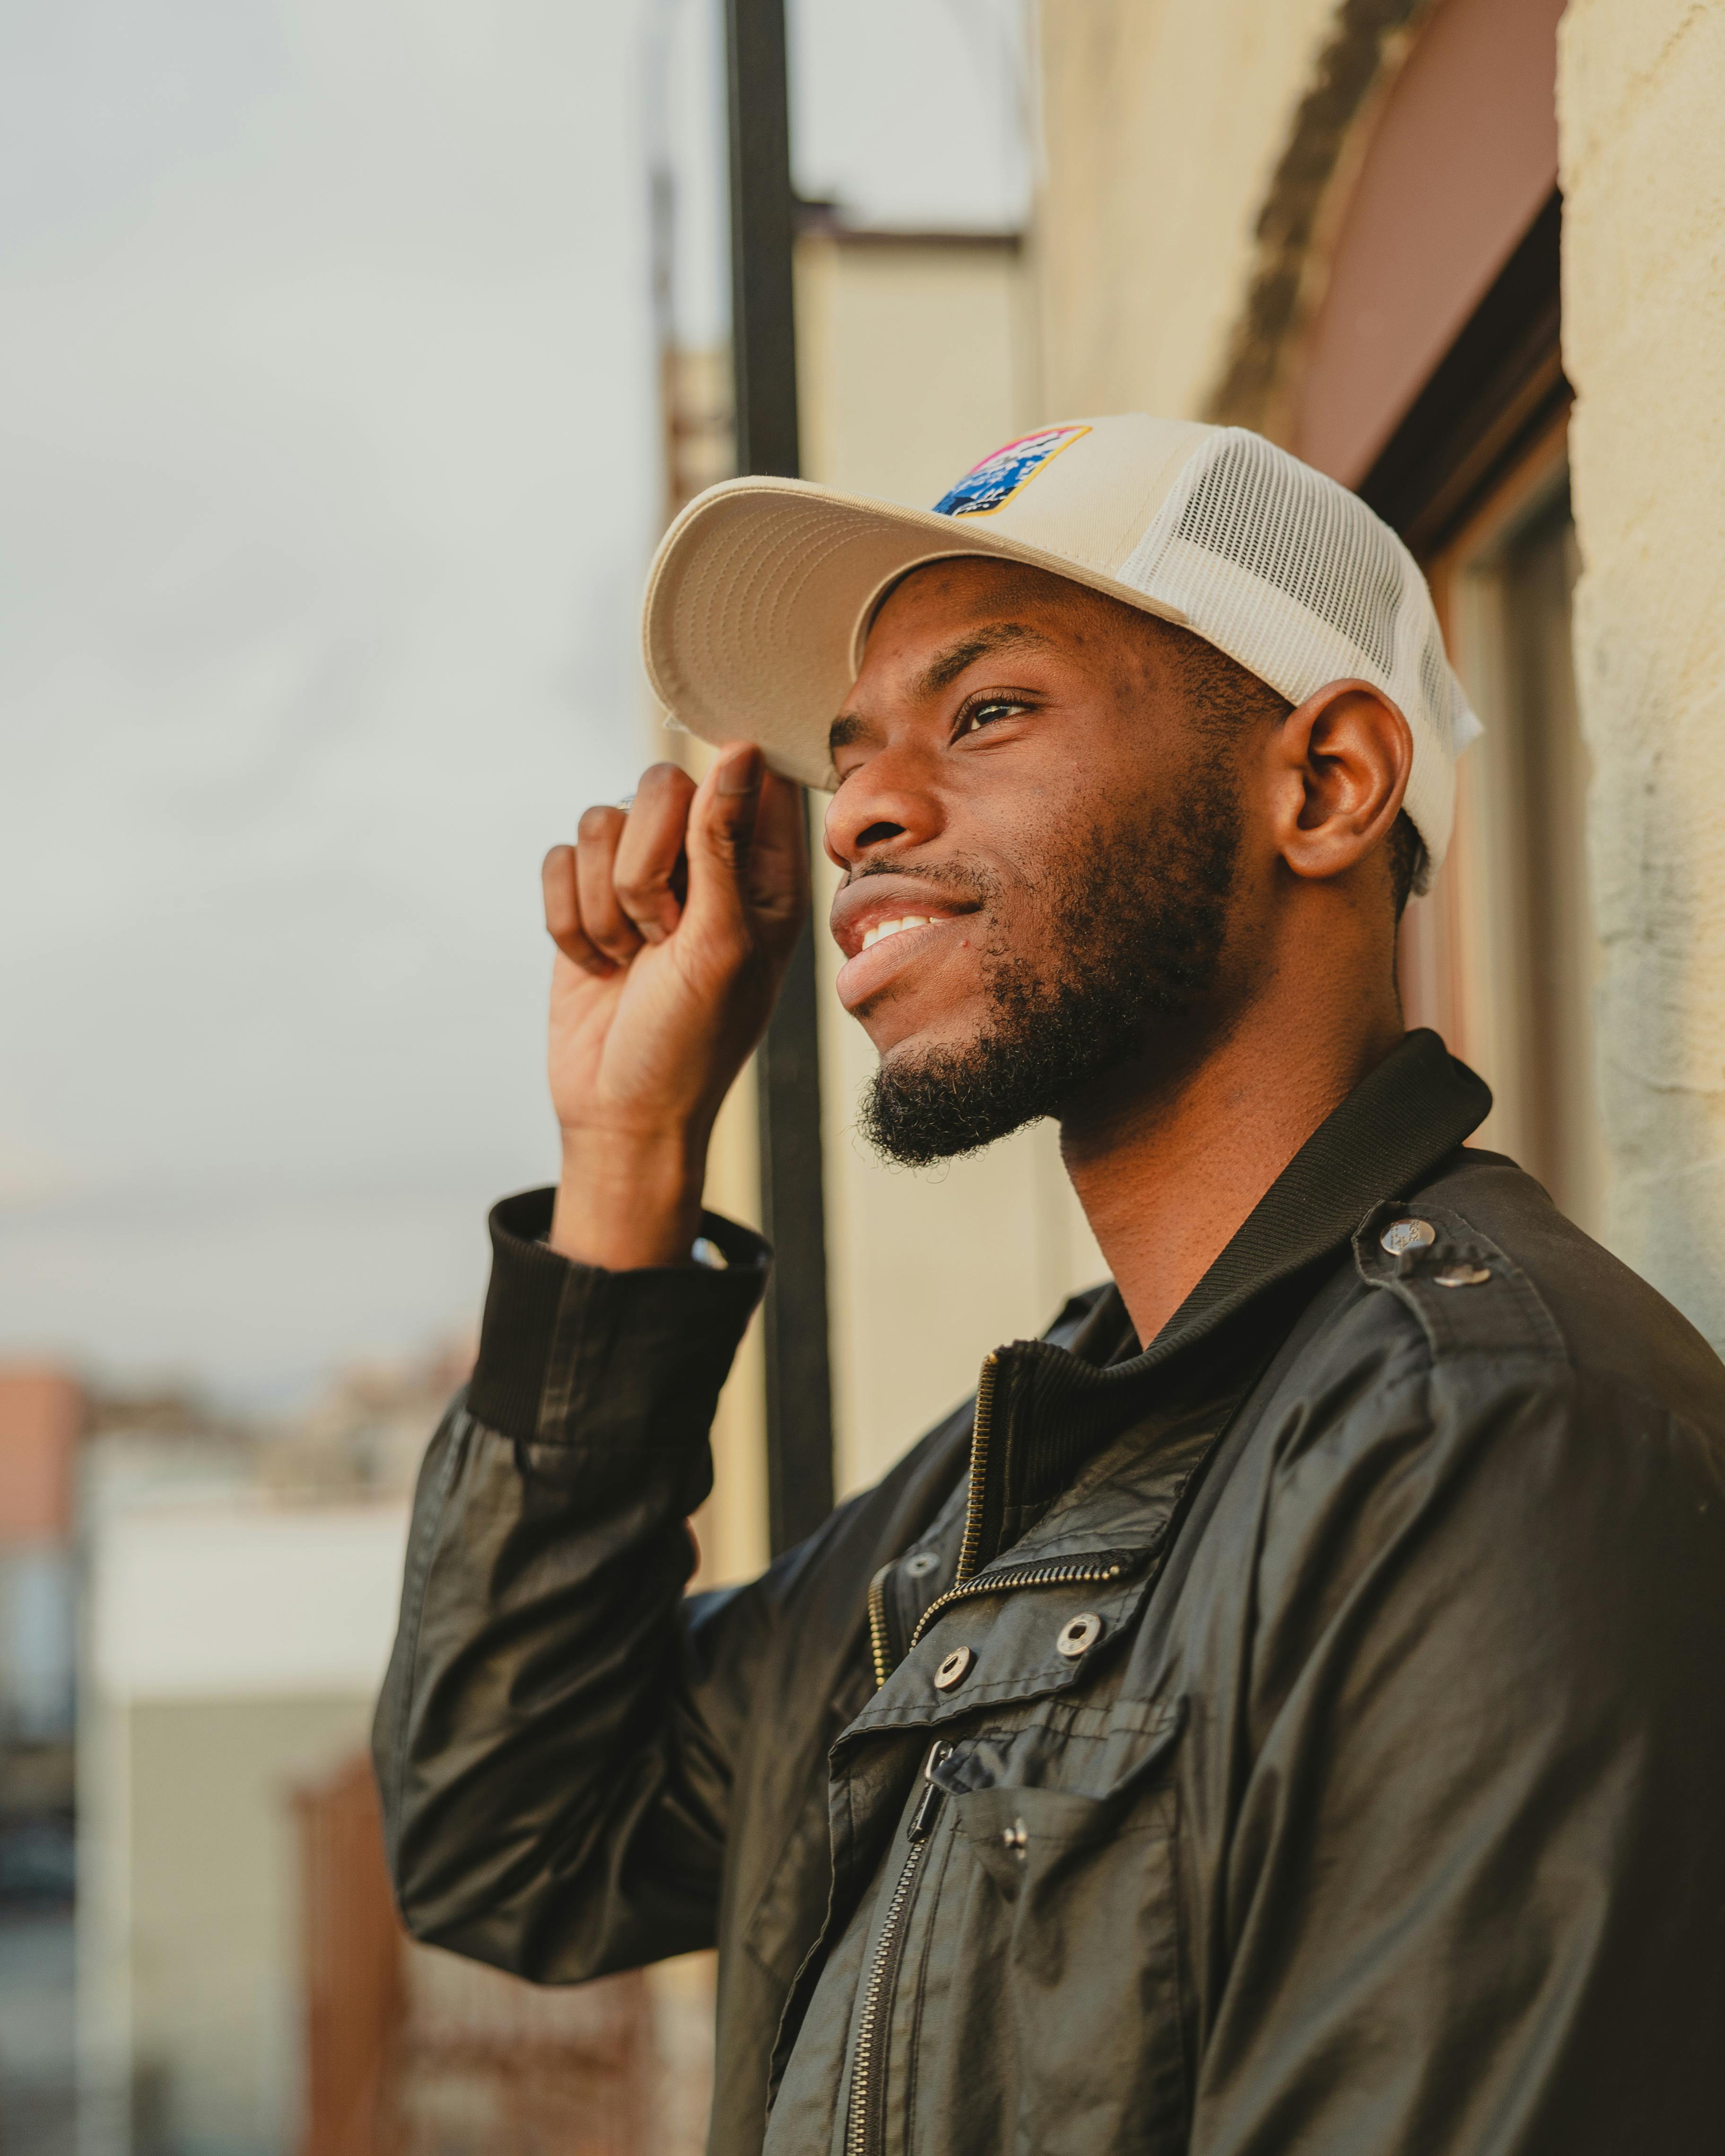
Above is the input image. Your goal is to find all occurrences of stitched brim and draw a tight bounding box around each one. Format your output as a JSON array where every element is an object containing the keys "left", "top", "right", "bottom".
[{"left": 640, "top": 476, "right": 1186, "bottom": 790}]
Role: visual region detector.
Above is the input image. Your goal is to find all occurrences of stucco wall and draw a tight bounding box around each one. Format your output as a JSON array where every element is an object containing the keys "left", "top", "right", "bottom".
[
  {"left": 1559, "top": 0, "right": 1725, "bottom": 1350},
  {"left": 1035, "top": 0, "right": 1340, "bottom": 420}
]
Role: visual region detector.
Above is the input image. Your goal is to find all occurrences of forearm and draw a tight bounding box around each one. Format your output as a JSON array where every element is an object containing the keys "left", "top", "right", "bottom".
[{"left": 372, "top": 1188, "right": 769, "bottom": 1979}]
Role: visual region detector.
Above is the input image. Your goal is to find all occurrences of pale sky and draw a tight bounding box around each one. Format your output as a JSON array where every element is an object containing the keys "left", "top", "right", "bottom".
[{"left": 0, "top": 0, "right": 1027, "bottom": 1407}]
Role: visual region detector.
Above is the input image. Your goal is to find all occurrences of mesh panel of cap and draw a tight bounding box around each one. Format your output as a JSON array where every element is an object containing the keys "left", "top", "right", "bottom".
[{"left": 1119, "top": 429, "right": 1480, "bottom": 878}]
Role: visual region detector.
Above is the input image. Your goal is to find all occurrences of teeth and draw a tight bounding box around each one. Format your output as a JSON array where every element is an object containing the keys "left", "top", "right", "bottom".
[{"left": 861, "top": 915, "right": 933, "bottom": 952}]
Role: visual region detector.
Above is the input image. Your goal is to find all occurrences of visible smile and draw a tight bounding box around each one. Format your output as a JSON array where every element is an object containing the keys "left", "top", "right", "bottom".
[
  {"left": 836, "top": 915, "right": 962, "bottom": 1011},
  {"left": 861, "top": 915, "right": 940, "bottom": 951},
  {"left": 829, "top": 872, "right": 984, "bottom": 1014}
]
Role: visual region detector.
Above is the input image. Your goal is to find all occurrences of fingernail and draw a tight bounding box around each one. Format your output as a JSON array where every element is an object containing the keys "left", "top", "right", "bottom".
[{"left": 718, "top": 747, "right": 761, "bottom": 797}]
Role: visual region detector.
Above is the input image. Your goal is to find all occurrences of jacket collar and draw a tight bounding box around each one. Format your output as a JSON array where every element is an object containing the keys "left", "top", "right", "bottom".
[{"left": 965, "top": 1029, "right": 1491, "bottom": 1574}]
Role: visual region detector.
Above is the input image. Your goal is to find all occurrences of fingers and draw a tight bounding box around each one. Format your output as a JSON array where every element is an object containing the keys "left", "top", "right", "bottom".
[
  {"left": 682, "top": 744, "right": 762, "bottom": 934},
  {"left": 684, "top": 746, "right": 812, "bottom": 960},
  {"left": 541, "top": 843, "right": 614, "bottom": 975},
  {"left": 548, "top": 749, "right": 802, "bottom": 974},
  {"left": 746, "top": 769, "right": 811, "bottom": 950},
  {"left": 574, "top": 805, "right": 645, "bottom": 965},
  {"left": 612, "top": 762, "right": 697, "bottom": 944}
]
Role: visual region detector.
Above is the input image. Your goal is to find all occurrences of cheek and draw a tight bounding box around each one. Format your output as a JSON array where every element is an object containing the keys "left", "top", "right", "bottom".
[{"left": 979, "top": 773, "right": 1149, "bottom": 911}]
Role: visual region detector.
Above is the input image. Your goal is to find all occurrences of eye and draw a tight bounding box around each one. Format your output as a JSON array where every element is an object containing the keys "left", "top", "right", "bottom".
[{"left": 953, "top": 695, "right": 1032, "bottom": 740}]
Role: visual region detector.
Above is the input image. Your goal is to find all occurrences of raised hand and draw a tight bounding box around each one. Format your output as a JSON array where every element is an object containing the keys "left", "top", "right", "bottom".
[{"left": 540, "top": 744, "right": 809, "bottom": 1268}]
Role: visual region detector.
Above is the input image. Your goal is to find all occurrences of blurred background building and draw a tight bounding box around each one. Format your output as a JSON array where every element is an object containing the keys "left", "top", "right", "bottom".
[{"left": 6, "top": 0, "right": 1725, "bottom": 2149}]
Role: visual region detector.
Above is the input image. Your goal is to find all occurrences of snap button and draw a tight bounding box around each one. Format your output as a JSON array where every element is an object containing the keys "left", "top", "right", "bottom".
[
  {"left": 1380, "top": 1217, "right": 1437, "bottom": 1255},
  {"left": 904, "top": 1551, "right": 939, "bottom": 1578},
  {"left": 1056, "top": 1612, "right": 1104, "bottom": 1660},
  {"left": 1002, "top": 1817, "right": 1028, "bottom": 1857},
  {"left": 1434, "top": 1263, "right": 1492, "bottom": 1287},
  {"left": 933, "top": 1645, "right": 974, "bottom": 1691}
]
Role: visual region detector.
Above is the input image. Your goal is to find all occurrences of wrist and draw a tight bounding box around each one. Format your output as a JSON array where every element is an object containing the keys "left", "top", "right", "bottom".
[{"left": 549, "top": 1125, "right": 709, "bottom": 1270}]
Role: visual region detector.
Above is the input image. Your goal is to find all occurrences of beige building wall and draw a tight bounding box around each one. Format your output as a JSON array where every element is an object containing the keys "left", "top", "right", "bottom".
[
  {"left": 793, "top": 230, "right": 1104, "bottom": 1500},
  {"left": 689, "top": 975, "right": 769, "bottom": 1586},
  {"left": 1035, "top": 0, "right": 1342, "bottom": 423},
  {"left": 1559, "top": 0, "right": 1725, "bottom": 1352},
  {"left": 125, "top": 1695, "right": 372, "bottom": 2152},
  {"left": 78, "top": 1497, "right": 409, "bottom": 2153}
]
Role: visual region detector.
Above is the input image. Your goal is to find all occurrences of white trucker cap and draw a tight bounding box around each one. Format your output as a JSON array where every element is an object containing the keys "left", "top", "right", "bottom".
[{"left": 642, "top": 414, "right": 1481, "bottom": 874}]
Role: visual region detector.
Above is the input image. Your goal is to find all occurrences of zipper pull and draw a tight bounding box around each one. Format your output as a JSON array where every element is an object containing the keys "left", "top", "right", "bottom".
[{"left": 908, "top": 1741, "right": 953, "bottom": 1843}]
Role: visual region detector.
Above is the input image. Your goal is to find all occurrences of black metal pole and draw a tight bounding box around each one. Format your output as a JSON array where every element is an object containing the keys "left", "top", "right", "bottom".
[{"left": 723, "top": 0, "right": 835, "bottom": 1553}]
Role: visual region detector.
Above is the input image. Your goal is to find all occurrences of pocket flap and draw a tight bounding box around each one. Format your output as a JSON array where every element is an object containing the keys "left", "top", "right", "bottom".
[{"left": 929, "top": 1695, "right": 1185, "bottom": 1806}]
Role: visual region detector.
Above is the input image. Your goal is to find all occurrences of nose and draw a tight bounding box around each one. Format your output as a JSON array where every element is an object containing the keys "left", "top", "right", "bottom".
[{"left": 823, "top": 741, "right": 945, "bottom": 871}]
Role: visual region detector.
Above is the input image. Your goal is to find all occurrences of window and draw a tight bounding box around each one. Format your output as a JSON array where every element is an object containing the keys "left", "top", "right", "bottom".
[{"left": 1406, "top": 419, "right": 1605, "bottom": 1235}]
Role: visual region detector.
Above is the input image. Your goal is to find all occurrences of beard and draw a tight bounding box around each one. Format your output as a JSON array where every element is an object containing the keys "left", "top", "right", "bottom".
[{"left": 857, "top": 769, "right": 1241, "bottom": 1168}]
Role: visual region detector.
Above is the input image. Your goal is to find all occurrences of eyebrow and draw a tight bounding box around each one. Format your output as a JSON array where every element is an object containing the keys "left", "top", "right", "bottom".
[
  {"left": 912, "top": 622, "right": 1055, "bottom": 699},
  {"left": 827, "top": 623, "right": 1057, "bottom": 758}
]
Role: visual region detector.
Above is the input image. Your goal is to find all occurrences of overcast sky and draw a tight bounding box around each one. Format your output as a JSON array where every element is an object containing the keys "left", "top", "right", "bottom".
[{"left": 0, "top": 0, "right": 1027, "bottom": 1407}]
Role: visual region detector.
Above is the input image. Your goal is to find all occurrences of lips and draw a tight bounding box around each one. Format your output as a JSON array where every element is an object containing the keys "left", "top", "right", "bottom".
[
  {"left": 835, "top": 916, "right": 962, "bottom": 1010},
  {"left": 829, "top": 873, "right": 983, "bottom": 1011},
  {"left": 830, "top": 878, "right": 977, "bottom": 961}
]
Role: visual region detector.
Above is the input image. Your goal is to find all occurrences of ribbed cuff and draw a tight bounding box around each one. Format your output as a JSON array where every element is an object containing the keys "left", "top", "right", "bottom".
[{"left": 468, "top": 1187, "right": 771, "bottom": 1444}]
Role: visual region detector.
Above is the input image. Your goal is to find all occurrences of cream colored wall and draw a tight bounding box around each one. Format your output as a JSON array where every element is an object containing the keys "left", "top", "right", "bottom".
[
  {"left": 1034, "top": 0, "right": 1340, "bottom": 421},
  {"left": 692, "top": 1032, "right": 769, "bottom": 1583},
  {"left": 793, "top": 233, "right": 1104, "bottom": 1499},
  {"left": 796, "top": 234, "right": 1039, "bottom": 506},
  {"left": 128, "top": 1695, "right": 371, "bottom": 2154},
  {"left": 1559, "top": 1, "right": 1725, "bottom": 1351}
]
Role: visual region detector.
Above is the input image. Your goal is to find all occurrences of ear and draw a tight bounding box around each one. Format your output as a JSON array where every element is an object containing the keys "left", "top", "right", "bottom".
[{"left": 1268, "top": 679, "right": 1413, "bottom": 884}]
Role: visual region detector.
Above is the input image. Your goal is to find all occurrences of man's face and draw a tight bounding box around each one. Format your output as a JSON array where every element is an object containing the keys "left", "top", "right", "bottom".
[{"left": 824, "top": 558, "right": 1253, "bottom": 1165}]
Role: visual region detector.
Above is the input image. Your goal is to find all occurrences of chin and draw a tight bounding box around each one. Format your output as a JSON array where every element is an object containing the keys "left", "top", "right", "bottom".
[{"left": 869, "top": 1012, "right": 986, "bottom": 1069}]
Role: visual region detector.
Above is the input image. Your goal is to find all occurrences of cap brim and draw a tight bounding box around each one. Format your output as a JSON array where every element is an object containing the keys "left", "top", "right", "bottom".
[{"left": 641, "top": 477, "right": 1187, "bottom": 790}]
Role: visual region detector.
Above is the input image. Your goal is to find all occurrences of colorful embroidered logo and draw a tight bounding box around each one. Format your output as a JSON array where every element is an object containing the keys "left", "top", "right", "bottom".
[{"left": 932, "top": 424, "right": 1091, "bottom": 518}]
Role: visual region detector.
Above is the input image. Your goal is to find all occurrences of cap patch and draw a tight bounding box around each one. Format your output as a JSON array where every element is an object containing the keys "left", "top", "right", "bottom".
[{"left": 933, "top": 423, "right": 1090, "bottom": 518}]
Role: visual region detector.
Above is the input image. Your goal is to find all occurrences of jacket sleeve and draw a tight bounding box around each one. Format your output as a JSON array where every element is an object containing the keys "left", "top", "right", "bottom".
[
  {"left": 371, "top": 1186, "right": 774, "bottom": 1981},
  {"left": 1191, "top": 1337, "right": 1725, "bottom": 2154}
]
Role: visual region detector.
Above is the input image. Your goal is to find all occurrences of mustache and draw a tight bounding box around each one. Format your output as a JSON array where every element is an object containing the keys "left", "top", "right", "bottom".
[{"left": 840, "top": 857, "right": 998, "bottom": 906}]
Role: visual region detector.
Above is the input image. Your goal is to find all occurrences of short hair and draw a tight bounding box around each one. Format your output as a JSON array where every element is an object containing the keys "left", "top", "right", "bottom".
[{"left": 1158, "top": 620, "right": 1426, "bottom": 918}]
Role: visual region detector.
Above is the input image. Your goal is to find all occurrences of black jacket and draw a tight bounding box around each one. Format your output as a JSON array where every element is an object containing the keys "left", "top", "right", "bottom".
[{"left": 374, "top": 1031, "right": 1725, "bottom": 2154}]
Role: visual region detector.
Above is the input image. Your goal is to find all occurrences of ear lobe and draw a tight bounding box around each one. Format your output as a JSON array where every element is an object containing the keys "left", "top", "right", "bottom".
[{"left": 1274, "top": 679, "right": 1413, "bottom": 884}]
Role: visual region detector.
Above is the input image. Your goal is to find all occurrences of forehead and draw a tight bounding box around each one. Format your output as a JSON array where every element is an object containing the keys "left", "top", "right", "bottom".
[
  {"left": 858, "top": 558, "right": 1146, "bottom": 678},
  {"left": 831, "top": 563, "right": 1176, "bottom": 762}
]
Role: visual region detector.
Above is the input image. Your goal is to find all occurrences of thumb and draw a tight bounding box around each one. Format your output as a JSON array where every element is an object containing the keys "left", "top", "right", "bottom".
[{"left": 683, "top": 742, "right": 763, "bottom": 932}]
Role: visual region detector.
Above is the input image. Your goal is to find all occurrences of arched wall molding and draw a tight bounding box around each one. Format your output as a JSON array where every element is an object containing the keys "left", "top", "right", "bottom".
[
  {"left": 1212, "top": 0, "right": 1564, "bottom": 485},
  {"left": 1205, "top": 0, "right": 1438, "bottom": 443}
]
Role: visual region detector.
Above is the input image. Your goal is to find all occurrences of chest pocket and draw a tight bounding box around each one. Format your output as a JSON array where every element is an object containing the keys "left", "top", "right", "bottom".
[{"left": 897, "top": 1698, "right": 1190, "bottom": 2156}]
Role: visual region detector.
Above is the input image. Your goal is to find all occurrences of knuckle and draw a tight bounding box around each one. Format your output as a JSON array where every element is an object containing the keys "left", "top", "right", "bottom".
[{"left": 615, "top": 866, "right": 671, "bottom": 910}]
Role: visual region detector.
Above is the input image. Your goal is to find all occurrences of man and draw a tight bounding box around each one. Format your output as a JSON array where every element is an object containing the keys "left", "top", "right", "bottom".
[{"left": 375, "top": 417, "right": 1725, "bottom": 2153}]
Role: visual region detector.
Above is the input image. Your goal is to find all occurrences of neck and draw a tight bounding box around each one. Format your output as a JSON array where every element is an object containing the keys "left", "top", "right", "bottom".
[{"left": 1060, "top": 963, "right": 1404, "bottom": 1348}]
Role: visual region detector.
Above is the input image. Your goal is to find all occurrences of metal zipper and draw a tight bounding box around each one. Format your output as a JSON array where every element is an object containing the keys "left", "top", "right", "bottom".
[
  {"left": 866, "top": 1565, "right": 894, "bottom": 1692},
  {"left": 953, "top": 1351, "right": 1000, "bottom": 1585},
  {"left": 844, "top": 1740, "right": 950, "bottom": 2156},
  {"left": 865, "top": 1352, "right": 999, "bottom": 1695},
  {"left": 907, "top": 1555, "right": 1128, "bottom": 1653}
]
